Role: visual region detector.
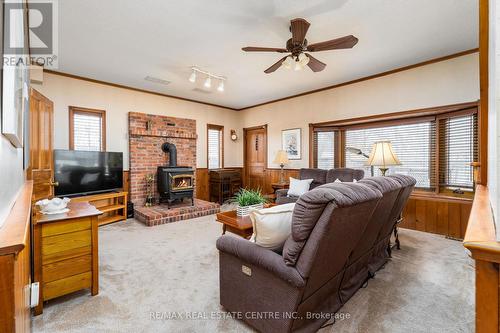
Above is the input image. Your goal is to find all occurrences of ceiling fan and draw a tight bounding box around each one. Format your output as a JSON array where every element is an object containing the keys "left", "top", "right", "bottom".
[{"left": 242, "top": 18, "right": 358, "bottom": 73}]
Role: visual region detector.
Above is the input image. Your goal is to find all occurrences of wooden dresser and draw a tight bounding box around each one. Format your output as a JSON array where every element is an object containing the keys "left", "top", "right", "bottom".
[
  {"left": 33, "top": 201, "right": 102, "bottom": 315},
  {"left": 0, "top": 182, "right": 33, "bottom": 333},
  {"left": 209, "top": 169, "right": 242, "bottom": 204}
]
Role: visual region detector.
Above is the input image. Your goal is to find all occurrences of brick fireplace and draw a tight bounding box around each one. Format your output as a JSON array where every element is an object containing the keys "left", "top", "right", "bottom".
[
  {"left": 129, "top": 112, "right": 220, "bottom": 226},
  {"left": 128, "top": 112, "right": 197, "bottom": 205}
]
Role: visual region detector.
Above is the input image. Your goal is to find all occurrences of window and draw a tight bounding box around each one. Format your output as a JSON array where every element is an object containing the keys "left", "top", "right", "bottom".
[
  {"left": 439, "top": 113, "right": 478, "bottom": 189},
  {"left": 313, "top": 130, "right": 337, "bottom": 169},
  {"left": 345, "top": 121, "right": 436, "bottom": 189},
  {"left": 207, "top": 124, "right": 223, "bottom": 169},
  {"left": 69, "top": 107, "right": 106, "bottom": 151},
  {"left": 310, "top": 104, "right": 479, "bottom": 195}
]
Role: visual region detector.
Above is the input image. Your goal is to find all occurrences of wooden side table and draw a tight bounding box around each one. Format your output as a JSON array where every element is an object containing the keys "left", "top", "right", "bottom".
[
  {"left": 271, "top": 182, "right": 289, "bottom": 193},
  {"left": 33, "top": 201, "right": 102, "bottom": 315}
]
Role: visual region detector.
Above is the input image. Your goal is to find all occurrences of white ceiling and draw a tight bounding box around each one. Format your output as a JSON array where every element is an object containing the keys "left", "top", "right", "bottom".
[{"left": 52, "top": 0, "right": 478, "bottom": 109}]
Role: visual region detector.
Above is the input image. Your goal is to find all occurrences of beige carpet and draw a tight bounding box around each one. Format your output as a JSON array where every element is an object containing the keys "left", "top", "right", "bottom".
[{"left": 33, "top": 214, "right": 474, "bottom": 333}]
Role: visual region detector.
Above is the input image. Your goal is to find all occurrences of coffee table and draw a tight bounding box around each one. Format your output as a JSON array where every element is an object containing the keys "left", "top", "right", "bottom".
[
  {"left": 216, "top": 210, "right": 253, "bottom": 238},
  {"left": 216, "top": 204, "right": 276, "bottom": 238}
]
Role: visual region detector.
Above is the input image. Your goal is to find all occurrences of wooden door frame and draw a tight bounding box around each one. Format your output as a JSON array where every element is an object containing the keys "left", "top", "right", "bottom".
[{"left": 243, "top": 124, "right": 268, "bottom": 188}]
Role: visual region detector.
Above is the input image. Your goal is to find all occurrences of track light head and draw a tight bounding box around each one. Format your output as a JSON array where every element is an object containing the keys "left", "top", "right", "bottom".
[{"left": 204, "top": 76, "right": 212, "bottom": 88}]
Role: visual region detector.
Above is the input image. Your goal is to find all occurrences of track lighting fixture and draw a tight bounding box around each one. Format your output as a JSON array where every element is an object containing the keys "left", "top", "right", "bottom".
[
  {"left": 204, "top": 76, "right": 212, "bottom": 88},
  {"left": 217, "top": 80, "right": 224, "bottom": 92},
  {"left": 188, "top": 70, "right": 196, "bottom": 83},
  {"left": 188, "top": 67, "right": 226, "bottom": 92}
]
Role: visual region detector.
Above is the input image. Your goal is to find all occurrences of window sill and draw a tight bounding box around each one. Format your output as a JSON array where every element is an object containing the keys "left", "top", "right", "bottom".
[{"left": 410, "top": 190, "right": 473, "bottom": 203}]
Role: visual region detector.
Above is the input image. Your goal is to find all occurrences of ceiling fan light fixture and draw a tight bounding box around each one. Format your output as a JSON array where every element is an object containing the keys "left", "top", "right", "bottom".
[
  {"left": 298, "top": 53, "right": 310, "bottom": 66},
  {"left": 217, "top": 80, "right": 224, "bottom": 92},
  {"left": 204, "top": 76, "right": 212, "bottom": 88},
  {"left": 282, "top": 56, "right": 294, "bottom": 69},
  {"left": 293, "top": 60, "right": 303, "bottom": 71}
]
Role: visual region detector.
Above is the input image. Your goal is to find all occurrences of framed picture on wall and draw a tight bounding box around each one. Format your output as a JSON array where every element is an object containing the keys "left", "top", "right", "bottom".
[
  {"left": 282, "top": 128, "right": 301, "bottom": 160},
  {"left": 1, "top": 0, "right": 29, "bottom": 149}
]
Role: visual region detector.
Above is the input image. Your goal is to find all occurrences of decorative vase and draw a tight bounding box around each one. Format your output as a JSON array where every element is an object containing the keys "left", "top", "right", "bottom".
[{"left": 237, "top": 203, "right": 264, "bottom": 217}]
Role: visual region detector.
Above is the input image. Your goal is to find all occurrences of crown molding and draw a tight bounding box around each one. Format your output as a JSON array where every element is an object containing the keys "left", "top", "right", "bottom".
[{"left": 44, "top": 48, "right": 478, "bottom": 112}]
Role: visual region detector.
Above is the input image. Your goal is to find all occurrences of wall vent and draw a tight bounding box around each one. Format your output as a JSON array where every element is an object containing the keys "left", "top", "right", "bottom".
[
  {"left": 192, "top": 88, "right": 211, "bottom": 94},
  {"left": 144, "top": 76, "right": 171, "bottom": 85}
]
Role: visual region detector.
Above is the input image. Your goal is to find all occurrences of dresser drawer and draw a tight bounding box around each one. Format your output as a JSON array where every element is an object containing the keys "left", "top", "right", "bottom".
[
  {"left": 42, "top": 217, "right": 91, "bottom": 237},
  {"left": 43, "top": 272, "right": 92, "bottom": 301},
  {"left": 42, "top": 254, "right": 92, "bottom": 283},
  {"left": 42, "top": 230, "right": 91, "bottom": 257}
]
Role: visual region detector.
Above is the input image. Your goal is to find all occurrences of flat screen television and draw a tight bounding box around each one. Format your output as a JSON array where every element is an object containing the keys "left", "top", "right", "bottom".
[{"left": 54, "top": 150, "right": 123, "bottom": 197}]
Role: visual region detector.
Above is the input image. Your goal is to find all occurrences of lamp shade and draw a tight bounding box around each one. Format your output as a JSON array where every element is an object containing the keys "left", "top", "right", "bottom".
[
  {"left": 273, "top": 150, "right": 289, "bottom": 165},
  {"left": 366, "top": 141, "right": 401, "bottom": 167}
]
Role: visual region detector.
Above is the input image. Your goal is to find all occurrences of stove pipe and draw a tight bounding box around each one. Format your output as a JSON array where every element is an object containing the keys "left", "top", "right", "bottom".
[{"left": 161, "top": 142, "right": 177, "bottom": 167}]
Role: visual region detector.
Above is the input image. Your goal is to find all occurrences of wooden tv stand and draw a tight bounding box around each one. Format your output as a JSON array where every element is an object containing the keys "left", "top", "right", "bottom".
[{"left": 71, "top": 191, "right": 128, "bottom": 226}]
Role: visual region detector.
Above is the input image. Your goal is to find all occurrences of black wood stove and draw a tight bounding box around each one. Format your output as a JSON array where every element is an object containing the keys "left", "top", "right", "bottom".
[{"left": 157, "top": 142, "right": 194, "bottom": 208}]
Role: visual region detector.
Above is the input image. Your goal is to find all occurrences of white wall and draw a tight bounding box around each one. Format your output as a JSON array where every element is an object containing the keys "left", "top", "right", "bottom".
[
  {"left": 240, "top": 53, "right": 480, "bottom": 169},
  {"left": 0, "top": 137, "right": 24, "bottom": 228},
  {"left": 33, "top": 53, "right": 479, "bottom": 174},
  {"left": 33, "top": 73, "right": 243, "bottom": 169},
  {"left": 488, "top": 0, "right": 500, "bottom": 239}
]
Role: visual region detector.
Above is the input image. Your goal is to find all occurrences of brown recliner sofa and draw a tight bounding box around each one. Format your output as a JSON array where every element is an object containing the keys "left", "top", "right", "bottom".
[
  {"left": 276, "top": 168, "right": 365, "bottom": 204},
  {"left": 216, "top": 175, "right": 416, "bottom": 332}
]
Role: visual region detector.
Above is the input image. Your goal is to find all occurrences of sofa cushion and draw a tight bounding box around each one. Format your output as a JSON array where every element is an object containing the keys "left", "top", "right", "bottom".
[
  {"left": 326, "top": 168, "right": 364, "bottom": 183},
  {"left": 299, "top": 168, "right": 327, "bottom": 189},
  {"left": 249, "top": 203, "right": 295, "bottom": 251},
  {"left": 288, "top": 177, "right": 313, "bottom": 197},
  {"left": 283, "top": 182, "right": 382, "bottom": 266}
]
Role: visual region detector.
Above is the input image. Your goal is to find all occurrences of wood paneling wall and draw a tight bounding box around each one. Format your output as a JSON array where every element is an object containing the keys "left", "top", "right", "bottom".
[
  {"left": 260, "top": 169, "right": 300, "bottom": 194},
  {"left": 124, "top": 169, "right": 221, "bottom": 203},
  {"left": 401, "top": 195, "right": 472, "bottom": 239},
  {"left": 0, "top": 181, "right": 33, "bottom": 333},
  {"left": 123, "top": 171, "right": 130, "bottom": 202},
  {"left": 195, "top": 168, "right": 209, "bottom": 201}
]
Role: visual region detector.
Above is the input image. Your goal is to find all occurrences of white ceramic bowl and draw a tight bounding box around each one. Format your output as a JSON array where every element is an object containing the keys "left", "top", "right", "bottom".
[{"left": 36, "top": 197, "right": 70, "bottom": 213}]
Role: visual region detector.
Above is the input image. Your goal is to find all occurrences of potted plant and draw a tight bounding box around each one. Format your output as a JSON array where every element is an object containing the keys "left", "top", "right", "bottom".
[{"left": 233, "top": 188, "right": 267, "bottom": 217}]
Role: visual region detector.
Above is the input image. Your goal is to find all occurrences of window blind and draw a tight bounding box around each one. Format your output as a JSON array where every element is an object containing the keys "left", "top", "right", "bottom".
[
  {"left": 208, "top": 128, "right": 222, "bottom": 169},
  {"left": 345, "top": 121, "right": 436, "bottom": 189},
  {"left": 73, "top": 112, "right": 103, "bottom": 151},
  {"left": 439, "top": 113, "right": 478, "bottom": 189},
  {"left": 313, "top": 131, "right": 337, "bottom": 169}
]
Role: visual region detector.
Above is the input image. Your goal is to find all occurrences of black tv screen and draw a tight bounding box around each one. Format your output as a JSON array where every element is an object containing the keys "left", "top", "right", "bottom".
[{"left": 54, "top": 150, "right": 123, "bottom": 197}]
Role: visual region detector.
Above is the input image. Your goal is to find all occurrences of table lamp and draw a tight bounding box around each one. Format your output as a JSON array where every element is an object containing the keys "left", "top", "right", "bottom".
[
  {"left": 273, "top": 150, "right": 289, "bottom": 184},
  {"left": 366, "top": 141, "right": 401, "bottom": 176}
]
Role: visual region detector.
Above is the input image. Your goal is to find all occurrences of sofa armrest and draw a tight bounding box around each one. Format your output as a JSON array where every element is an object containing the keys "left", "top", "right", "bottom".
[
  {"left": 275, "top": 188, "right": 289, "bottom": 199},
  {"left": 216, "top": 235, "right": 305, "bottom": 288}
]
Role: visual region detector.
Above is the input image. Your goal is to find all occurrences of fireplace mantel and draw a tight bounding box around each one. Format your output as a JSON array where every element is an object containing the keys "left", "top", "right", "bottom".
[{"left": 129, "top": 128, "right": 197, "bottom": 140}]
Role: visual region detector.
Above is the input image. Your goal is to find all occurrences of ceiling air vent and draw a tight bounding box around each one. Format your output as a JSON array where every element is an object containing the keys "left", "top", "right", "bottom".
[
  {"left": 192, "top": 88, "right": 212, "bottom": 94},
  {"left": 144, "top": 76, "right": 171, "bottom": 85}
]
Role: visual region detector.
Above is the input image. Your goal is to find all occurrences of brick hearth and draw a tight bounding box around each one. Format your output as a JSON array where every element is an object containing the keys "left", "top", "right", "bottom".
[{"left": 134, "top": 199, "right": 220, "bottom": 226}]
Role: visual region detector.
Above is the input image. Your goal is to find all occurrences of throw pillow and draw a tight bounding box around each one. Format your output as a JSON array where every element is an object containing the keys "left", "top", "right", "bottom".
[
  {"left": 334, "top": 178, "right": 357, "bottom": 183},
  {"left": 288, "top": 177, "right": 313, "bottom": 197},
  {"left": 249, "top": 203, "right": 295, "bottom": 251}
]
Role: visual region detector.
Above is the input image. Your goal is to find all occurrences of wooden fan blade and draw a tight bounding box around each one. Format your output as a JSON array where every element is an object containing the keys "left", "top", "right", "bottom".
[
  {"left": 307, "top": 35, "right": 358, "bottom": 52},
  {"left": 291, "top": 18, "right": 310, "bottom": 45},
  {"left": 264, "top": 56, "right": 288, "bottom": 74},
  {"left": 242, "top": 46, "right": 288, "bottom": 53},
  {"left": 306, "top": 54, "right": 326, "bottom": 72}
]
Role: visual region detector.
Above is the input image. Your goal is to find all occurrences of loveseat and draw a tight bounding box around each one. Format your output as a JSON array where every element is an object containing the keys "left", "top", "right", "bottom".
[
  {"left": 275, "top": 168, "right": 364, "bottom": 204},
  {"left": 216, "top": 175, "right": 416, "bottom": 332}
]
